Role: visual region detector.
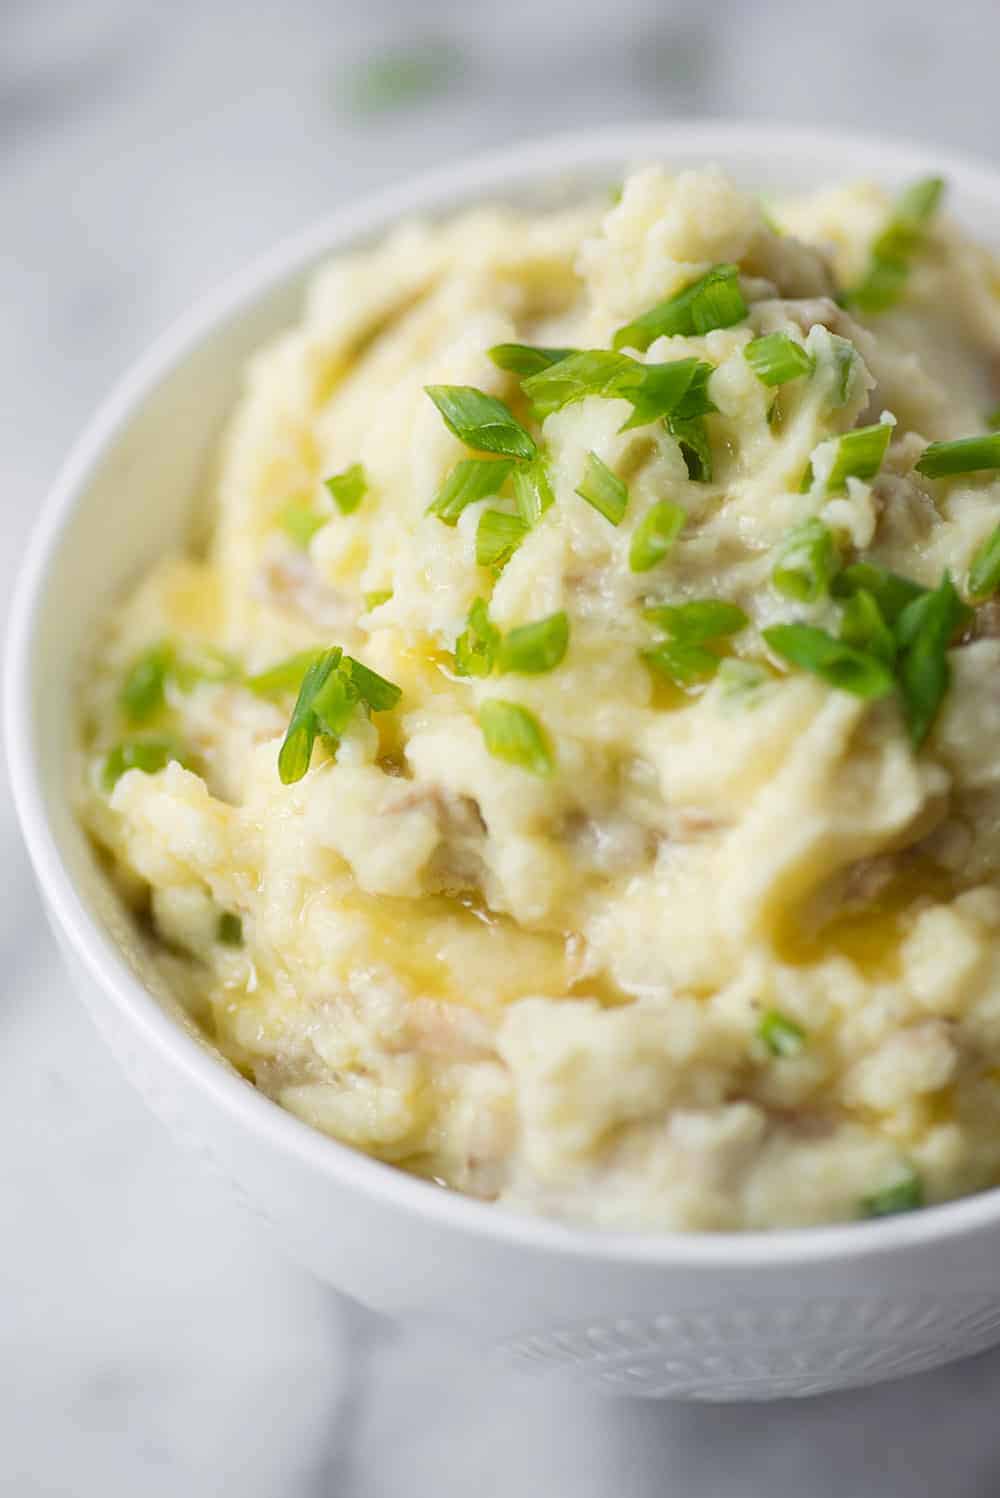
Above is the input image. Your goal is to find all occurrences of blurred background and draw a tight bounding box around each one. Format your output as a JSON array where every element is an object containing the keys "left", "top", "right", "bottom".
[{"left": 4, "top": 1, "right": 1000, "bottom": 1493}]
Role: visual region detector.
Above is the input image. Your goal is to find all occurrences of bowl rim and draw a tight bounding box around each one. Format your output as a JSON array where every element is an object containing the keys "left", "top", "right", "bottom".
[{"left": 10, "top": 117, "right": 1000, "bottom": 1269}]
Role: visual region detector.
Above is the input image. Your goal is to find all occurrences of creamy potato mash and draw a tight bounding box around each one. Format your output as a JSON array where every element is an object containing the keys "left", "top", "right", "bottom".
[{"left": 78, "top": 166, "right": 1000, "bottom": 1231}]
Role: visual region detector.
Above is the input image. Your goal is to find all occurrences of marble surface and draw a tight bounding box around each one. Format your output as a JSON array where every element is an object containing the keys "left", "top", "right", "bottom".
[{"left": 4, "top": 1, "right": 1000, "bottom": 1492}]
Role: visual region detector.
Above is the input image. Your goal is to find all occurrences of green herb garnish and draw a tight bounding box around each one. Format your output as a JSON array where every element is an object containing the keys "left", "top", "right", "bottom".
[
  {"left": 613, "top": 264, "right": 747, "bottom": 352},
  {"left": 478, "top": 699, "right": 554, "bottom": 776},
  {"left": 497, "top": 611, "right": 569, "bottom": 675},
  {"left": 758, "top": 1009, "right": 806, "bottom": 1057},
  {"left": 839, "top": 588, "right": 896, "bottom": 665},
  {"left": 476, "top": 509, "right": 529, "bottom": 571},
  {"left": 861, "top": 1166, "right": 924, "bottom": 1218},
  {"left": 763, "top": 623, "right": 896, "bottom": 699},
  {"left": 575, "top": 452, "right": 629, "bottom": 526},
  {"left": 341, "top": 656, "right": 402, "bottom": 712},
  {"left": 644, "top": 599, "right": 748, "bottom": 642},
  {"left": 629, "top": 500, "right": 685, "bottom": 572},
  {"left": 277, "top": 648, "right": 344, "bottom": 785},
  {"left": 845, "top": 176, "right": 944, "bottom": 314},
  {"left": 771, "top": 519, "right": 839, "bottom": 603},
  {"left": 425, "top": 385, "right": 537, "bottom": 460},
  {"left": 895, "top": 571, "right": 970, "bottom": 746},
  {"left": 915, "top": 434, "right": 1000, "bottom": 479},
  {"left": 832, "top": 563, "right": 926, "bottom": 626},
  {"left": 744, "top": 333, "right": 814, "bottom": 387},
  {"left": 522, "top": 351, "right": 643, "bottom": 419},
  {"left": 512, "top": 459, "right": 555, "bottom": 527},
  {"left": 279, "top": 500, "right": 327, "bottom": 547},
  {"left": 101, "top": 737, "right": 191, "bottom": 792},
  {"left": 120, "top": 644, "right": 173, "bottom": 724},
  {"left": 427, "top": 457, "right": 515, "bottom": 524},
  {"left": 823, "top": 422, "right": 894, "bottom": 493},
  {"left": 454, "top": 598, "right": 500, "bottom": 678},
  {"left": 364, "top": 590, "right": 393, "bottom": 611},
  {"left": 487, "top": 344, "right": 577, "bottom": 377},
  {"left": 324, "top": 463, "right": 368, "bottom": 515},
  {"left": 643, "top": 640, "right": 721, "bottom": 686},
  {"left": 968, "top": 526, "right": 1000, "bottom": 602},
  {"left": 217, "top": 912, "right": 244, "bottom": 946},
  {"left": 246, "top": 650, "right": 323, "bottom": 698},
  {"left": 619, "top": 358, "right": 716, "bottom": 431}
]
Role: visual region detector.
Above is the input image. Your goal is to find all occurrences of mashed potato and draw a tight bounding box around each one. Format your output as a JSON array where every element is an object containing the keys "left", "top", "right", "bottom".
[{"left": 78, "top": 165, "right": 1000, "bottom": 1231}]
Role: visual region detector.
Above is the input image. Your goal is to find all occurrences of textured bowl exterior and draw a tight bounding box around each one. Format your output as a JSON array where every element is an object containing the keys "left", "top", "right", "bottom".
[{"left": 12, "top": 122, "right": 1000, "bottom": 1401}]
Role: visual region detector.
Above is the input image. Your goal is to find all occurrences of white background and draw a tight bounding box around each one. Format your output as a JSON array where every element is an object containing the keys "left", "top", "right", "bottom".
[{"left": 4, "top": 2, "right": 1000, "bottom": 1492}]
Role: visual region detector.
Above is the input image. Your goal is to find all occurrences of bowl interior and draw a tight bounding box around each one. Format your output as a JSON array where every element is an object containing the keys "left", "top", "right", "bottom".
[{"left": 12, "top": 120, "right": 1000, "bottom": 1262}]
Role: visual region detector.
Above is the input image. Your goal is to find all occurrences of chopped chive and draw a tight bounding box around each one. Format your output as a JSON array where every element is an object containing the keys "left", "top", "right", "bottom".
[
  {"left": 744, "top": 333, "right": 814, "bottom": 387},
  {"left": 324, "top": 463, "right": 368, "bottom": 515},
  {"left": 968, "top": 526, "right": 1000, "bottom": 602},
  {"left": 475, "top": 509, "right": 529, "bottom": 572},
  {"left": 101, "top": 737, "right": 191, "bottom": 793},
  {"left": 644, "top": 599, "right": 748, "bottom": 643},
  {"left": 497, "top": 611, "right": 569, "bottom": 675},
  {"left": 613, "top": 264, "right": 747, "bottom": 352},
  {"left": 643, "top": 640, "right": 722, "bottom": 686},
  {"left": 120, "top": 643, "right": 173, "bottom": 724},
  {"left": 845, "top": 176, "right": 944, "bottom": 314},
  {"left": 758, "top": 1009, "right": 806, "bottom": 1057},
  {"left": 832, "top": 563, "right": 926, "bottom": 626},
  {"left": 246, "top": 650, "right": 324, "bottom": 698},
  {"left": 763, "top": 623, "right": 895, "bottom": 698},
  {"left": 618, "top": 358, "right": 715, "bottom": 431},
  {"left": 915, "top": 434, "right": 1000, "bottom": 478},
  {"left": 860, "top": 1166, "right": 924, "bottom": 1218},
  {"left": 487, "top": 343, "right": 577, "bottom": 377},
  {"left": 364, "top": 589, "right": 393, "bottom": 611},
  {"left": 522, "top": 350, "right": 643, "bottom": 419},
  {"left": 668, "top": 413, "right": 713, "bottom": 481},
  {"left": 512, "top": 459, "right": 555, "bottom": 527},
  {"left": 217, "top": 911, "right": 244, "bottom": 946},
  {"left": 454, "top": 598, "right": 500, "bottom": 678},
  {"left": 824, "top": 422, "right": 893, "bottom": 492},
  {"left": 425, "top": 385, "right": 537, "bottom": 460},
  {"left": 839, "top": 588, "right": 897, "bottom": 665},
  {"left": 341, "top": 656, "right": 402, "bottom": 712},
  {"left": 478, "top": 699, "right": 554, "bottom": 776},
  {"left": 575, "top": 452, "right": 629, "bottom": 526},
  {"left": 629, "top": 500, "right": 685, "bottom": 572},
  {"left": 771, "top": 518, "right": 839, "bottom": 602},
  {"left": 427, "top": 457, "right": 515, "bottom": 524},
  {"left": 827, "top": 334, "right": 859, "bottom": 408},
  {"left": 895, "top": 571, "right": 970, "bottom": 746},
  {"left": 279, "top": 500, "right": 327, "bottom": 546},
  {"left": 845, "top": 257, "right": 909, "bottom": 315},
  {"left": 170, "top": 643, "right": 241, "bottom": 692},
  {"left": 311, "top": 667, "right": 361, "bottom": 742},
  {"left": 277, "top": 648, "right": 344, "bottom": 784}
]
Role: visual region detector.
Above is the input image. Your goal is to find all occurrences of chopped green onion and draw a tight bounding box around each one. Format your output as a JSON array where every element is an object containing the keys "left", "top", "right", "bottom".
[
  {"left": 643, "top": 640, "right": 722, "bottom": 686},
  {"left": 832, "top": 562, "right": 926, "bottom": 626},
  {"left": 824, "top": 422, "right": 893, "bottom": 492},
  {"left": 512, "top": 460, "right": 555, "bottom": 527},
  {"left": 425, "top": 385, "right": 537, "bottom": 460},
  {"left": 771, "top": 518, "right": 838, "bottom": 602},
  {"left": 476, "top": 509, "right": 529, "bottom": 571},
  {"left": 846, "top": 258, "right": 909, "bottom": 315},
  {"left": 915, "top": 434, "right": 1000, "bottom": 478},
  {"left": 341, "top": 656, "right": 402, "bottom": 712},
  {"left": 279, "top": 500, "right": 327, "bottom": 546},
  {"left": 839, "top": 588, "right": 896, "bottom": 665},
  {"left": 895, "top": 571, "right": 970, "bottom": 746},
  {"left": 277, "top": 648, "right": 344, "bottom": 784},
  {"left": 827, "top": 334, "right": 859, "bottom": 408},
  {"left": 454, "top": 598, "right": 500, "bottom": 678},
  {"left": 246, "top": 650, "right": 323, "bottom": 699},
  {"left": 478, "top": 699, "right": 554, "bottom": 776},
  {"left": 101, "top": 737, "right": 191, "bottom": 792},
  {"left": 613, "top": 264, "right": 747, "bottom": 352},
  {"left": 522, "top": 351, "right": 643, "bottom": 419},
  {"left": 846, "top": 177, "right": 944, "bottom": 314},
  {"left": 427, "top": 457, "right": 515, "bottom": 524},
  {"left": 487, "top": 343, "right": 577, "bottom": 377},
  {"left": 120, "top": 644, "right": 173, "bottom": 724},
  {"left": 629, "top": 500, "right": 685, "bottom": 572},
  {"left": 170, "top": 643, "right": 241, "bottom": 692},
  {"left": 763, "top": 623, "right": 895, "bottom": 698},
  {"left": 644, "top": 599, "right": 748, "bottom": 643},
  {"left": 619, "top": 358, "right": 715, "bottom": 431},
  {"left": 311, "top": 667, "right": 361, "bottom": 742},
  {"left": 497, "top": 611, "right": 569, "bottom": 675},
  {"left": 364, "top": 589, "right": 393, "bottom": 611},
  {"left": 744, "top": 333, "right": 814, "bottom": 387},
  {"left": 860, "top": 1166, "right": 924, "bottom": 1218},
  {"left": 667, "top": 413, "right": 713, "bottom": 481},
  {"left": 324, "top": 463, "right": 368, "bottom": 515},
  {"left": 968, "top": 526, "right": 1000, "bottom": 602},
  {"left": 217, "top": 912, "right": 243, "bottom": 946},
  {"left": 575, "top": 452, "right": 629, "bottom": 526},
  {"left": 758, "top": 1009, "right": 806, "bottom": 1057}
]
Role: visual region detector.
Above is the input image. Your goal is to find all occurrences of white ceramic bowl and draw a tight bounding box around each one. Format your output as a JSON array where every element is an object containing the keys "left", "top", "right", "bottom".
[{"left": 10, "top": 121, "right": 1000, "bottom": 1403}]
